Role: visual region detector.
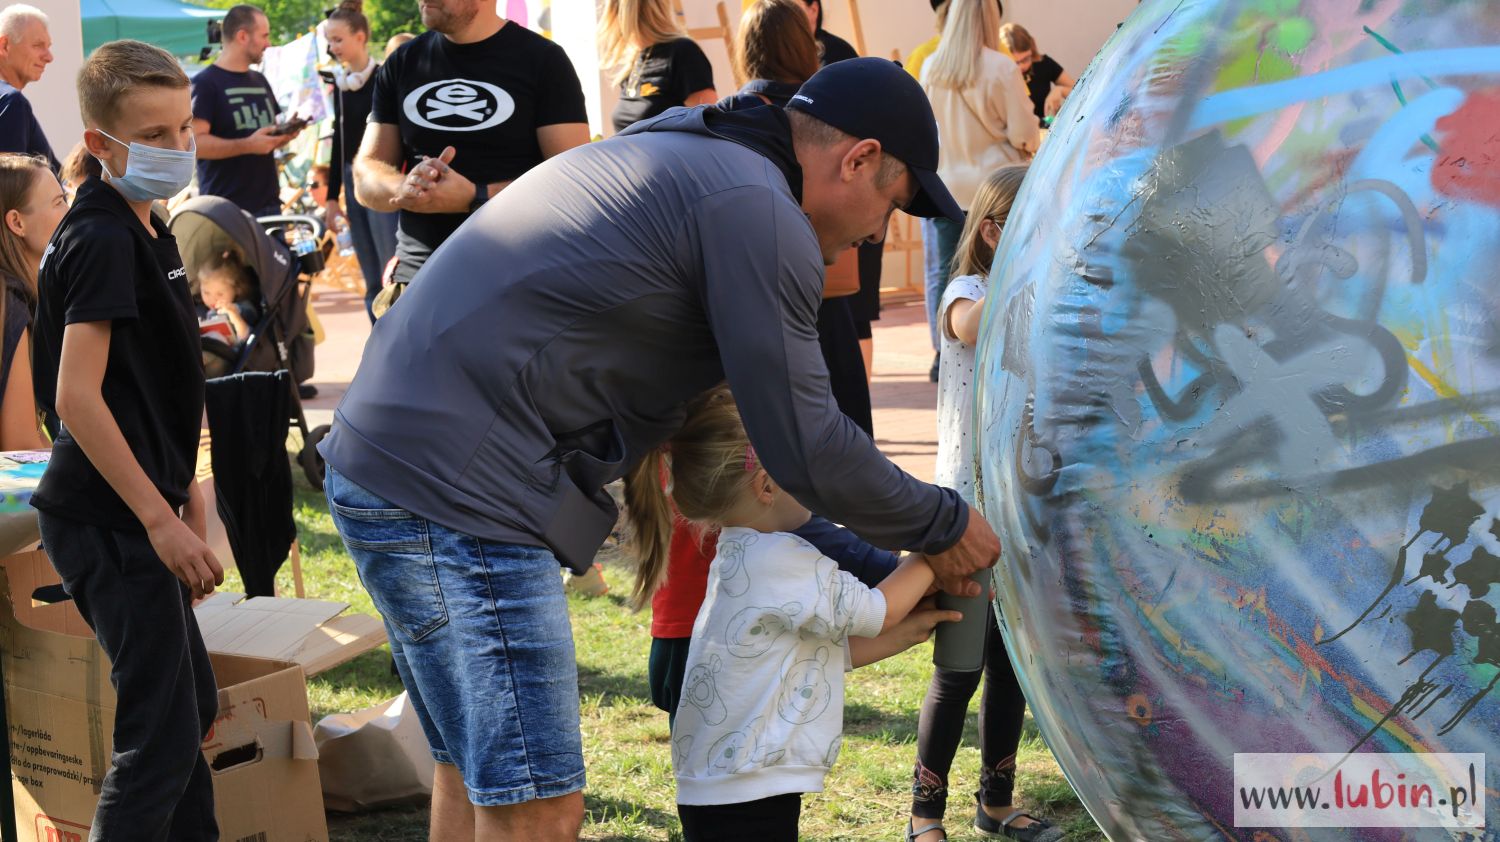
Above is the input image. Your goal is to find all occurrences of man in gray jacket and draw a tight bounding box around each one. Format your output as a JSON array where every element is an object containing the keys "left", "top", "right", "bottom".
[{"left": 320, "top": 58, "right": 1001, "bottom": 840}]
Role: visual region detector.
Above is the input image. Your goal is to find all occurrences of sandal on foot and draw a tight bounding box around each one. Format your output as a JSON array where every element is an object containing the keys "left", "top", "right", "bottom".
[
  {"left": 975, "top": 807, "right": 1065, "bottom": 842},
  {"left": 905, "top": 819, "right": 947, "bottom": 841}
]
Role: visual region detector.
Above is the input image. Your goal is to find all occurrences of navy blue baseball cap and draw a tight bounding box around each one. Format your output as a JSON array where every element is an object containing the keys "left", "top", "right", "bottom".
[{"left": 786, "top": 57, "right": 964, "bottom": 222}]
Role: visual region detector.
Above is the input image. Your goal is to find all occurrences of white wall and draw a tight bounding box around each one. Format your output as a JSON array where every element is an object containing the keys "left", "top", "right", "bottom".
[{"left": 21, "top": 0, "right": 86, "bottom": 159}]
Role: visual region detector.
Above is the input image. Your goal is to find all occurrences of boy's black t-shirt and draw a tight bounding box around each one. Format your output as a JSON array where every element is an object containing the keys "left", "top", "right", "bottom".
[
  {"left": 1026, "top": 55, "right": 1065, "bottom": 121},
  {"left": 369, "top": 24, "right": 588, "bottom": 284},
  {"left": 610, "top": 37, "right": 715, "bottom": 133},
  {"left": 191, "top": 65, "right": 283, "bottom": 215},
  {"left": 31, "top": 177, "right": 206, "bottom": 531}
]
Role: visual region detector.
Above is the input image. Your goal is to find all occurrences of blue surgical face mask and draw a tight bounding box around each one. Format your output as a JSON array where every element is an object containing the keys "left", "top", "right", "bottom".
[{"left": 95, "top": 129, "right": 197, "bottom": 202}]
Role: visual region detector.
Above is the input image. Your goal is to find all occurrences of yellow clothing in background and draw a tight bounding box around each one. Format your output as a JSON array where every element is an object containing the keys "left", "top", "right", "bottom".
[{"left": 906, "top": 35, "right": 941, "bottom": 80}]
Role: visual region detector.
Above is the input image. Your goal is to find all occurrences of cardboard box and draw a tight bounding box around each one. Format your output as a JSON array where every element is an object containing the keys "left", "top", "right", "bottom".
[
  {"left": 0, "top": 551, "right": 330, "bottom": 842},
  {"left": 193, "top": 592, "right": 386, "bottom": 677}
]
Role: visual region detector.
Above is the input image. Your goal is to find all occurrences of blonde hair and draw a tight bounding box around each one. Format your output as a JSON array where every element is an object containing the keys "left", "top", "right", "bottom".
[
  {"left": 623, "top": 385, "right": 753, "bottom": 609},
  {"left": 200, "top": 250, "right": 254, "bottom": 300},
  {"left": 934, "top": 0, "right": 951, "bottom": 31},
  {"left": 733, "top": 0, "right": 819, "bottom": 88},
  {"left": 997, "top": 22, "right": 1038, "bottom": 62},
  {"left": 951, "top": 164, "right": 1027, "bottom": 281},
  {"left": 599, "top": 0, "right": 687, "bottom": 87},
  {"left": 77, "top": 40, "right": 189, "bottom": 131},
  {"left": 925, "top": 0, "right": 1002, "bottom": 90}
]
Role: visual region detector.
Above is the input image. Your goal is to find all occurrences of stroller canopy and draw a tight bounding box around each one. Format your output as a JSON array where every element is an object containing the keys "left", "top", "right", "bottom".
[
  {"left": 170, "top": 196, "right": 313, "bottom": 383},
  {"left": 170, "top": 196, "right": 298, "bottom": 305}
]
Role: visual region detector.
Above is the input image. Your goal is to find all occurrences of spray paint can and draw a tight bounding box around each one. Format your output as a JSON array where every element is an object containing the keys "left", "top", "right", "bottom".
[{"left": 932, "top": 569, "right": 992, "bottom": 672}]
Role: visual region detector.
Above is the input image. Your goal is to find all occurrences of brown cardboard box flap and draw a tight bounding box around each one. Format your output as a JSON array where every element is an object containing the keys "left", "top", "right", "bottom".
[{"left": 193, "top": 592, "right": 386, "bottom": 676}]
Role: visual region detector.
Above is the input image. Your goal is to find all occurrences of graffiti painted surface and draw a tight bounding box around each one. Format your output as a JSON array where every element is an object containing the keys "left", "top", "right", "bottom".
[{"left": 973, "top": 0, "right": 1500, "bottom": 838}]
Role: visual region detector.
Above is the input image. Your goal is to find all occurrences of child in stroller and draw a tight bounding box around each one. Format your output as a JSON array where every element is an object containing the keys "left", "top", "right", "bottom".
[
  {"left": 198, "top": 249, "right": 261, "bottom": 375},
  {"left": 171, "top": 195, "right": 330, "bottom": 488}
]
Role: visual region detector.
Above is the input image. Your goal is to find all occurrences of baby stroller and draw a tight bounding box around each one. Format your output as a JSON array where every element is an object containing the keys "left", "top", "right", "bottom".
[{"left": 170, "top": 196, "right": 330, "bottom": 490}]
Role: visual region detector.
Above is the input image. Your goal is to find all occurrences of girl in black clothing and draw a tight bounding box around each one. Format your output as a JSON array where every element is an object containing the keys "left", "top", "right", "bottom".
[
  {"left": 998, "top": 23, "right": 1076, "bottom": 124},
  {"left": 324, "top": 1, "right": 398, "bottom": 322}
]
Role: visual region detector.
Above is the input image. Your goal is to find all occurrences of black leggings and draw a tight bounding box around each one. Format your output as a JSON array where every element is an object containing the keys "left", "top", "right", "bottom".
[
  {"left": 911, "top": 603, "right": 1026, "bottom": 819},
  {"left": 679, "top": 793, "right": 801, "bottom": 841}
]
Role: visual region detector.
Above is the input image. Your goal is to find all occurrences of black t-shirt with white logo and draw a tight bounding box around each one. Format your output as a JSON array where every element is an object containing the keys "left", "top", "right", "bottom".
[
  {"left": 610, "top": 37, "right": 714, "bottom": 134},
  {"left": 370, "top": 24, "right": 587, "bottom": 284},
  {"left": 31, "top": 177, "right": 205, "bottom": 531},
  {"left": 191, "top": 65, "right": 283, "bottom": 215}
]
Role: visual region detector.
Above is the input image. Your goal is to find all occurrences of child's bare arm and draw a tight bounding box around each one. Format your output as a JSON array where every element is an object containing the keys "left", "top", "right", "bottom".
[
  {"left": 948, "top": 295, "right": 987, "bottom": 346},
  {"left": 874, "top": 554, "right": 937, "bottom": 633},
  {"left": 56, "top": 321, "right": 224, "bottom": 596},
  {"left": 851, "top": 598, "right": 963, "bottom": 667},
  {"left": 219, "top": 306, "right": 250, "bottom": 340}
]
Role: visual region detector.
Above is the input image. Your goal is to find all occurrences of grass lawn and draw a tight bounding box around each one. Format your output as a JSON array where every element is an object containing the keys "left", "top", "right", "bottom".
[{"left": 233, "top": 474, "right": 1106, "bottom": 841}]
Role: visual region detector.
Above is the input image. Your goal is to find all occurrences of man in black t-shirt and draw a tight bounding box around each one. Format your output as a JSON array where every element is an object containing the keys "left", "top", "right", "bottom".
[
  {"left": 0, "top": 5, "right": 56, "bottom": 169},
  {"left": 353, "top": 0, "right": 588, "bottom": 288},
  {"left": 192, "top": 4, "right": 298, "bottom": 215}
]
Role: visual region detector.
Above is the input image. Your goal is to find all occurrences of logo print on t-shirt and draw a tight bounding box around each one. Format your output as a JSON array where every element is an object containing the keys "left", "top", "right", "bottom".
[{"left": 403, "top": 79, "right": 516, "bottom": 132}]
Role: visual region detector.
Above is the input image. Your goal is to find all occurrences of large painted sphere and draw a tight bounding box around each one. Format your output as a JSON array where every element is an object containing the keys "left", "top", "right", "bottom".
[{"left": 974, "top": 1, "right": 1500, "bottom": 838}]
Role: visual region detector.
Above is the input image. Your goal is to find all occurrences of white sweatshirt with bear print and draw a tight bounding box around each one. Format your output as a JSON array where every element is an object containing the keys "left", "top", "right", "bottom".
[{"left": 673, "top": 527, "right": 888, "bottom": 805}]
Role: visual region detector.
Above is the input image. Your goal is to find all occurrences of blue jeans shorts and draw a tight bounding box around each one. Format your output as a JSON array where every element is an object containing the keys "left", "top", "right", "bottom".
[{"left": 325, "top": 466, "right": 585, "bottom": 806}]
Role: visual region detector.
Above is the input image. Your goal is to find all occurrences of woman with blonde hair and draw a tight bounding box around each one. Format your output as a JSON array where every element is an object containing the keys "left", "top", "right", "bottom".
[
  {"left": 0, "top": 153, "right": 60, "bottom": 450},
  {"left": 919, "top": 0, "right": 1036, "bottom": 360},
  {"left": 998, "top": 22, "right": 1075, "bottom": 123},
  {"left": 600, "top": 0, "right": 716, "bottom": 133}
]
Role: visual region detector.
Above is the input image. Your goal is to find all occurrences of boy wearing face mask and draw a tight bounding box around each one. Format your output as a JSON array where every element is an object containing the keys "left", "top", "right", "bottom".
[{"left": 30, "top": 40, "right": 224, "bottom": 839}]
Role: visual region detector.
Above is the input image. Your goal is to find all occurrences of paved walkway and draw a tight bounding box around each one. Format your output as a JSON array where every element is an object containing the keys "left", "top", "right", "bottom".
[{"left": 301, "top": 283, "right": 940, "bottom": 484}]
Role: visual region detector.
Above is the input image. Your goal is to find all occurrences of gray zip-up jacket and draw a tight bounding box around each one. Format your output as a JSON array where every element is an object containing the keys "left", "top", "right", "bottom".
[{"left": 319, "top": 105, "right": 968, "bottom": 572}]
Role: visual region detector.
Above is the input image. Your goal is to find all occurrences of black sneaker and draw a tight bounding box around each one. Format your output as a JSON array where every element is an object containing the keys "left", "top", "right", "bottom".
[
  {"left": 298, "top": 383, "right": 318, "bottom": 399},
  {"left": 929, "top": 352, "right": 940, "bottom": 382},
  {"left": 975, "top": 807, "right": 1064, "bottom": 841}
]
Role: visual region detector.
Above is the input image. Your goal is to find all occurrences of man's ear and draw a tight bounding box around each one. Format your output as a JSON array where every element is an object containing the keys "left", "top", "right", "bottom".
[{"left": 840, "top": 138, "right": 883, "bottom": 184}]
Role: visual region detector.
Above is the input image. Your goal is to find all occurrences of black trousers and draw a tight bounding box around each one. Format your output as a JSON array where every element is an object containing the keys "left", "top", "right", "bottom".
[
  {"left": 679, "top": 793, "right": 802, "bottom": 841},
  {"left": 816, "top": 296, "right": 873, "bottom": 437},
  {"left": 39, "top": 512, "right": 220, "bottom": 842},
  {"left": 912, "top": 603, "right": 1026, "bottom": 819}
]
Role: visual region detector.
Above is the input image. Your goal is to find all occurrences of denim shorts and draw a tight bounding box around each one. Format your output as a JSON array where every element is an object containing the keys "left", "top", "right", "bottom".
[{"left": 325, "top": 466, "right": 585, "bottom": 806}]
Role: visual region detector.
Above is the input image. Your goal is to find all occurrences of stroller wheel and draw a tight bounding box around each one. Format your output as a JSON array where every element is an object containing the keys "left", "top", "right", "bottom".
[{"left": 300, "top": 424, "right": 330, "bottom": 491}]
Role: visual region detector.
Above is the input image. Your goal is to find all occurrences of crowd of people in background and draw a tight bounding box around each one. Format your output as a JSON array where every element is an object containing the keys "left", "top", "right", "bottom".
[{"left": 0, "top": 0, "right": 1082, "bottom": 839}]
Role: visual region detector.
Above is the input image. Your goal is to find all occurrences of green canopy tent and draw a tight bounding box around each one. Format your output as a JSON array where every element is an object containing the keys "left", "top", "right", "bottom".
[{"left": 82, "top": 0, "right": 223, "bottom": 57}]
